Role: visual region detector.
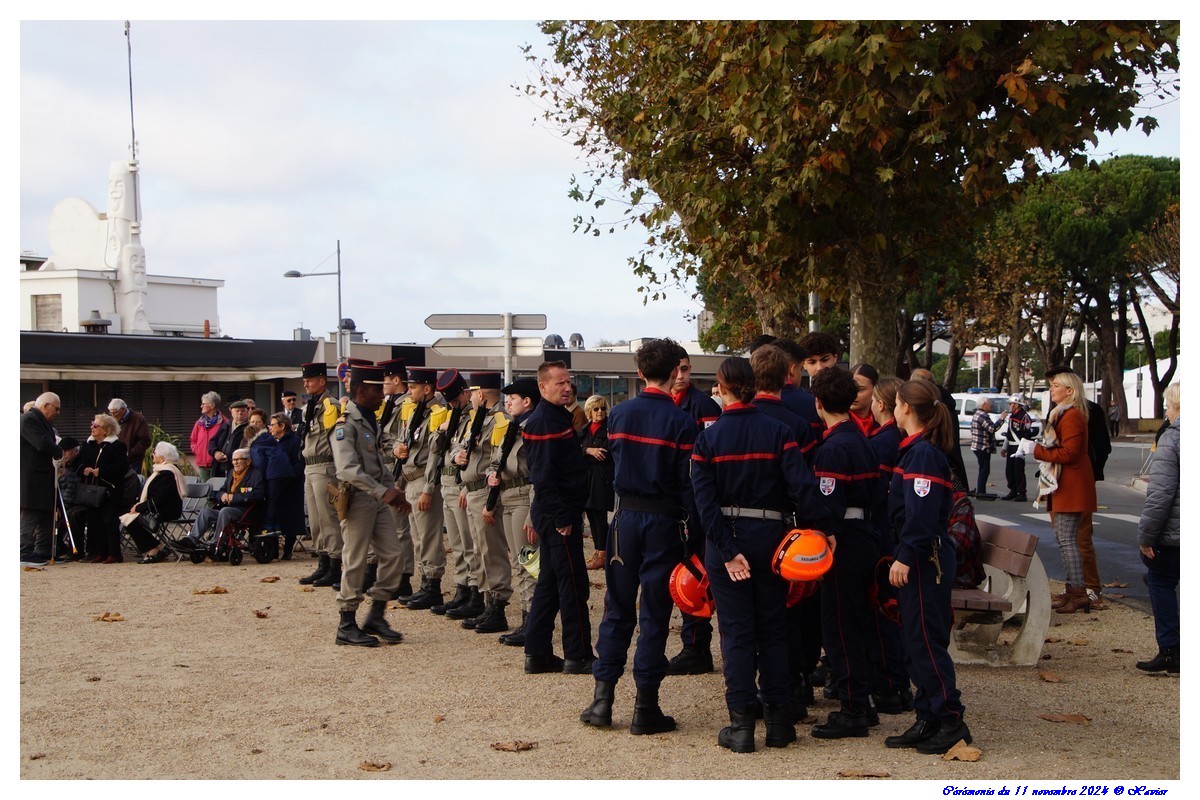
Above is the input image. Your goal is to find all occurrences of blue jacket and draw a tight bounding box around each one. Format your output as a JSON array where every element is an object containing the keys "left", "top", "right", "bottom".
[
  {"left": 868, "top": 419, "right": 904, "bottom": 541},
  {"left": 811, "top": 419, "right": 880, "bottom": 539},
  {"left": 781, "top": 382, "right": 823, "bottom": 438},
  {"left": 671, "top": 384, "right": 721, "bottom": 429},
  {"left": 221, "top": 465, "right": 266, "bottom": 508},
  {"left": 752, "top": 393, "right": 816, "bottom": 462},
  {"left": 523, "top": 400, "right": 589, "bottom": 529},
  {"left": 607, "top": 387, "right": 696, "bottom": 515},
  {"left": 691, "top": 402, "right": 833, "bottom": 564},
  {"left": 888, "top": 433, "right": 953, "bottom": 568}
]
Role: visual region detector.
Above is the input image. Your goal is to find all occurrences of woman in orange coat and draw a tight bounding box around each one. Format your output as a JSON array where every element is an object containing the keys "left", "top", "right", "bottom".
[{"left": 1030, "top": 372, "right": 1096, "bottom": 614}]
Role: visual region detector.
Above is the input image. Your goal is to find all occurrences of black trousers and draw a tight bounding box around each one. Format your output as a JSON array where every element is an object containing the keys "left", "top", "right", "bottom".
[
  {"left": 524, "top": 517, "right": 594, "bottom": 661},
  {"left": 1004, "top": 452, "right": 1027, "bottom": 496}
]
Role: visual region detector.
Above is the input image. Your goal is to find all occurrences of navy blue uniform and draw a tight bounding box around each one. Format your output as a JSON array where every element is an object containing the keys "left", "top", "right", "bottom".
[
  {"left": 691, "top": 402, "right": 833, "bottom": 711},
  {"left": 782, "top": 382, "right": 824, "bottom": 443},
  {"left": 868, "top": 419, "right": 909, "bottom": 696},
  {"left": 523, "top": 400, "right": 593, "bottom": 662},
  {"left": 889, "top": 433, "right": 965, "bottom": 727},
  {"left": 812, "top": 419, "right": 881, "bottom": 714},
  {"left": 594, "top": 387, "right": 696, "bottom": 688}
]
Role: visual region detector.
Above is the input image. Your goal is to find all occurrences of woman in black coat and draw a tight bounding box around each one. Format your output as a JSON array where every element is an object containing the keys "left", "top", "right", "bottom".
[
  {"left": 76, "top": 414, "right": 130, "bottom": 563},
  {"left": 123, "top": 442, "right": 187, "bottom": 563},
  {"left": 579, "top": 395, "right": 615, "bottom": 570}
]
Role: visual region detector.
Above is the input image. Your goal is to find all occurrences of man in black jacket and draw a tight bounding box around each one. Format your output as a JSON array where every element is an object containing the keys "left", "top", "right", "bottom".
[{"left": 21, "top": 393, "right": 63, "bottom": 565}]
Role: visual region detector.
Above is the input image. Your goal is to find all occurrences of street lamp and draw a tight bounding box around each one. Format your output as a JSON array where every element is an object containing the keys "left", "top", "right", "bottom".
[{"left": 284, "top": 240, "right": 344, "bottom": 362}]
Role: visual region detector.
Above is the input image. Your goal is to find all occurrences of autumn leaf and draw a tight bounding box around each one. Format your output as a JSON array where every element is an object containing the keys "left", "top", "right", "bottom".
[
  {"left": 491, "top": 741, "right": 538, "bottom": 752},
  {"left": 1069, "top": 639, "right": 1089, "bottom": 646},
  {"left": 193, "top": 586, "right": 228, "bottom": 595},
  {"left": 359, "top": 760, "right": 391, "bottom": 772},
  {"left": 838, "top": 770, "right": 891, "bottom": 778},
  {"left": 1045, "top": 636, "right": 1063, "bottom": 643},
  {"left": 1038, "top": 671, "right": 1061, "bottom": 683},
  {"left": 299, "top": 587, "right": 315, "bottom": 593},
  {"left": 943, "top": 742, "right": 982, "bottom": 762},
  {"left": 1112, "top": 648, "right": 1133, "bottom": 654},
  {"left": 94, "top": 611, "right": 125, "bottom": 622},
  {"left": 86, "top": 676, "right": 101, "bottom": 682},
  {"left": 433, "top": 715, "right": 445, "bottom": 723},
  {"left": 260, "top": 576, "right": 280, "bottom": 583},
  {"left": 1039, "top": 713, "right": 1091, "bottom": 724},
  {"left": 254, "top": 609, "right": 269, "bottom": 619},
  {"left": 23, "top": 566, "right": 45, "bottom": 572},
  {"left": 1103, "top": 581, "right": 1129, "bottom": 589}
]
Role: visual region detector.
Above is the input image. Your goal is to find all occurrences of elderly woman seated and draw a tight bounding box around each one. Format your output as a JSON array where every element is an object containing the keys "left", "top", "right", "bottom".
[
  {"left": 177, "top": 448, "right": 265, "bottom": 549},
  {"left": 121, "top": 442, "right": 188, "bottom": 563}
]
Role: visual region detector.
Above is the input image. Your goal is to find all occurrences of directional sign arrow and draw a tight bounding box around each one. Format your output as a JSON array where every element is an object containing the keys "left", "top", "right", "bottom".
[
  {"left": 424, "top": 313, "right": 547, "bottom": 331},
  {"left": 431, "top": 336, "right": 545, "bottom": 358}
]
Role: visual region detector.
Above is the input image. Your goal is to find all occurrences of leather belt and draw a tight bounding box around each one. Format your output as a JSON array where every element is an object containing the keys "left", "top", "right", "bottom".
[
  {"left": 615, "top": 495, "right": 686, "bottom": 520},
  {"left": 501, "top": 477, "right": 531, "bottom": 491},
  {"left": 305, "top": 457, "right": 332, "bottom": 466},
  {"left": 720, "top": 506, "right": 786, "bottom": 521},
  {"left": 465, "top": 478, "right": 488, "bottom": 492},
  {"left": 844, "top": 507, "right": 865, "bottom": 520},
  {"left": 402, "top": 466, "right": 424, "bottom": 482}
]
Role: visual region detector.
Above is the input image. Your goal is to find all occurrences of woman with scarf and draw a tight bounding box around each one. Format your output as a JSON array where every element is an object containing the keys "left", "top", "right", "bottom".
[
  {"left": 122, "top": 442, "right": 187, "bottom": 563},
  {"left": 189, "top": 391, "right": 227, "bottom": 482},
  {"left": 76, "top": 414, "right": 129, "bottom": 562},
  {"left": 578, "top": 395, "right": 614, "bottom": 570}
]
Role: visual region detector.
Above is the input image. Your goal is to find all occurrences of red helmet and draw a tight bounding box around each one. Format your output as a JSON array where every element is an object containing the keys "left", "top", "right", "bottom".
[
  {"left": 785, "top": 579, "right": 820, "bottom": 608},
  {"left": 871, "top": 556, "right": 900, "bottom": 623},
  {"left": 771, "top": 529, "right": 833, "bottom": 582},
  {"left": 669, "top": 554, "right": 715, "bottom": 618}
]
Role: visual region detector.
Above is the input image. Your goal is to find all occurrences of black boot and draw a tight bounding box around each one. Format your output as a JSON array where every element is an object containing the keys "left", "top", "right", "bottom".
[
  {"left": 299, "top": 553, "right": 330, "bottom": 585},
  {"left": 717, "top": 707, "right": 756, "bottom": 753},
  {"left": 499, "top": 611, "right": 528, "bottom": 646},
  {"left": 916, "top": 720, "right": 973, "bottom": 755},
  {"left": 313, "top": 557, "right": 342, "bottom": 588},
  {"left": 580, "top": 680, "right": 616, "bottom": 727},
  {"left": 446, "top": 587, "right": 485, "bottom": 620},
  {"left": 335, "top": 609, "right": 379, "bottom": 647},
  {"left": 360, "top": 599, "right": 403, "bottom": 644},
  {"left": 666, "top": 645, "right": 714, "bottom": 675},
  {"left": 811, "top": 709, "right": 871, "bottom": 739},
  {"left": 1136, "top": 646, "right": 1180, "bottom": 673},
  {"left": 459, "top": 594, "right": 492, "bottom": 628},
  {"left": 872, "top": 687, "right": 914, "bottom": 715},
  {"left": 630, "top": 686, "right": 676, "bottom": 735},
  {"left": 764, "top": 702, "right": 796, "bottom": 748},
  {"left": 474, "top": 599, "right": 509, "bottom": 633},
  {"left": 282, "top": 535, "right": 295, "bottom": 561},
  {"left": 431, "top": 584, "right": 469, "bottom": 615},
  {"left": 394, "top": 573, "right": 414, "bottom": 601},
  {"left": 403, "top": 578, "right": 443, "bottom": 610},
  {"left": 885, "top": 718, "right": 940, "bottom": 749},
  {"left": 362, "top": 562, "right": 378, "bottom": 593},
  {"left": 524, "top": 653, "right": 565, "bottom": 674}
]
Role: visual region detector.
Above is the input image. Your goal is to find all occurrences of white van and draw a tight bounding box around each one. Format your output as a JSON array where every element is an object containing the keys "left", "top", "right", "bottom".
[{"left": 953, "top": 392, "right": 1042, "bottom": 443}]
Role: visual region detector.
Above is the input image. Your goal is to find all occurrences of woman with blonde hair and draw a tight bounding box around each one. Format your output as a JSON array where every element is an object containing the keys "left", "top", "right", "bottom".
[
  {"left": 1027, "top": 371, "right": 1096, "bottom": 614},
  {"left": 76, "top": 413, "right": 129, "bottom": 562},
  {"left": 579, "top": 394, "right": 614, "bottom": 569},
  {"left": 122, "top": 442, "right": 187, "bottom": 563}
]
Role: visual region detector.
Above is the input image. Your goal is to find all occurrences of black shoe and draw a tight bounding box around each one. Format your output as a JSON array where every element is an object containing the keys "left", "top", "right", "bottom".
[
  {"left": 811, "top": 710, "right": 870, "bottom": 739},
  {"left": 872, "top": 688, "right": 914, "bottom": 715},
  {"left": 1012, "top": 495, "right": 1027, "bottom": 502},
  {"left": 580, "top": 680, "right": 616, "bottom": 727},
  {"left": 446, "top": 587, "right": 485, "bottom": 621},
  {"left": 1136, "top": 647, "right": 1180, "bottom": 673},
  {"left": 916, "top": 720, "right": 973, "bottom": 754},
  {"left": 717, "top": 708, "right": 756, "bottom": 753},
  {"left": 360, "top": 599, "right": 403, "bottom": 644},
  {"left": 335, "top": 610, "right": 379, "bottom": 647},
  {"left": 300, "top": 553, "right": 330, "bottom": 585},
  {"left": 459, "top": 594, "right": 492, "bottom": 628},
  {"left": 499, "top": 613, "right": 527, "bottom": 646},
  {"left": 666, "top": 645, "right": 714, "bottom": 675},
  {"left": 473, "top": 599, "right": 509, "bottom": 633},
  {"left": 404, "top": 580, "right": 444, "bottom": 611},
  {"left": 885, "top": 718, "right": 940, "bottom": 749},
  {"left": 866, "top": 707, "right": 880, "bottom": 727},
  {"left": 999, "top": 493, "right": 1016, "bottom": 501},
  {"left": 393, "top": 573, "right": 414, "bottom": 602},
  {"left": 433, "top": 584, "right": 471, "bottom": 616},
  {"left": 630, "top": 686, "right": 676, "bottom": 735},
  {"left": 763, "top": 703, "right": 796, "bottom": 748},
  {"left": 562, "top": 656, "right": 595, "bottom": 675},
  {"left": 312, "top": 558, "right": 342, "bottom": 588},
  {"left": 524, "top": 653, "right": 565, "bottom": 674}
]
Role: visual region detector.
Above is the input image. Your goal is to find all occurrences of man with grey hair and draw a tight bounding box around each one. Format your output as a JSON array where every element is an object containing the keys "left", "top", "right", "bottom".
[
  {"left": 969, "top": 397, "right": 998, "bottom": 496},
  {"left": 108, "top": 398, "right": 152, "bottom": 470},
  {"left": 21, "top": 393, "right": 63, "bottom": 565},
  {"left": 179, "top": 448, "right": 265, "bottom": 548}
]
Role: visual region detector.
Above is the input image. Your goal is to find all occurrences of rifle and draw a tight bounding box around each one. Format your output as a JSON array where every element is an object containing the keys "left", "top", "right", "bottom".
[
  {"left": 458, "top": 402, "right": 489, "bottom": 471},
  {"left": 393, "top": 398, "right": 428, "bottom": 480},
  {"left": 485, "top": 415, "right": 522, "bottom": 512}
]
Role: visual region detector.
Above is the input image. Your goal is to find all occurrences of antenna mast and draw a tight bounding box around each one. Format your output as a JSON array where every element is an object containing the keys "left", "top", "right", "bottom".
[{"left": 125, "top": 21, "right": 137, "bottom": 159}]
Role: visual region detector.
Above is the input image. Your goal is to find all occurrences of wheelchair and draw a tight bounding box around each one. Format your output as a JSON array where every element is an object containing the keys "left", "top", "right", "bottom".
[{"left": 190, "top": 502, "right": 269, "bottom": 566}]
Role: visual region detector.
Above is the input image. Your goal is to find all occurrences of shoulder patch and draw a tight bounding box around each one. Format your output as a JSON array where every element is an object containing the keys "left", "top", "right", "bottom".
[
  {"left": 913, "top": 478, "right": 931, "bottom": 497},
  {"left": 819, "top": 476, "right": 836, "bottom": 496},
  {"left": 335, "top": 427, "right": 346, "bottom": 441}
]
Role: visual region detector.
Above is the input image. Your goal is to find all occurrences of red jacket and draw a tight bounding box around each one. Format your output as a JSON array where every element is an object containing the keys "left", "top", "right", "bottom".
[{"left": 1034, "top": 406, "right": 1096, "bottom": 513}]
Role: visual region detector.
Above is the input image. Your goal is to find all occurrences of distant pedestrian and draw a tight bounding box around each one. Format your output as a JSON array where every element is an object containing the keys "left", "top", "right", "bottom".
[
  {"left": 1108, "top": 401, "right": 1121, "bottom": 438},
  {"left": 969, "top": 397, "right": 998, "bottom": 495}
]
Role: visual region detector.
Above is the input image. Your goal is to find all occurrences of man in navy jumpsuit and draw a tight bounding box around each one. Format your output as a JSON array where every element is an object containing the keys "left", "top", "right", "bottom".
[
  {"left": 581, "top": 339, "right": 696, "bottom": 734},
  {"left": 522, "top": 361, "right": 595, "bottom": 675}
]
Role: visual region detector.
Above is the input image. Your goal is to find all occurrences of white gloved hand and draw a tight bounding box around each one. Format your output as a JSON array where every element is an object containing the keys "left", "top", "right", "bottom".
[{"left": 1016, "top": 439, "right": 1038, "bottom": 458}]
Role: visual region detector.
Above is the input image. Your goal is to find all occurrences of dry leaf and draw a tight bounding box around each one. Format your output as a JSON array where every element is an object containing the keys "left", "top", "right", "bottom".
[
  {"left": 1041, "top": 654, "right": 1053, "bottom": 660},
  {"left": 491, "top": 740, "right": 538, "bottom": 752},
  {"left": 838, "top": 770, "right": 890, "bottom": 778},
  {"left": 193, "top": 586, "right": 228, "bottom": 595},
  {"left": 1039, "top": 713, "right": 1091, "bottom": 724},
  {"left": 1112, "top": 648, "right": 1133, "bottom": 654},
  {"left": 250, "top": 748, "right": 263, "bottom": 755},
  {"left": 1069, "top": 639, "right": 1089, "bottom": 646},
  {"left": 1103, "top": 581, "right": 1129, "bottom": 589},
  {"left": 29, "top": 753, "right": 46, "bottom": 760},
  {"left": 1108, "top": 593, "right": 1126, "bottom": 599},
  {"left": 254, "top": 609, "right": 269, "bottom": 618},
  {"left": 359, "top": 760, "right": 391, "bottom": 772},
  {"left": 94, "top": 611, "right": 125, "bottom": 622},
  {"left": 433, "top": 714, "right": 445, "bottom": 723},
  {"left": 86, "top": 676, "right": 101, "bottom": 682},
  {"left": 1038, "top": 670, "right": 1061, "bottom": 683},
  {"left": 942, "top": 742, "right": 982, "bottom": 762},
  {"left": 23, "top": 566, "right": 44, "bottom": 572},
  {"left": 260, "top": 576, "right": 280, "bottom": 583},
  {"left": 299, "top": 587, "right": 315, "bottom": 593},
  {"left": 1045, "top": 636, "right": 1063, "bottom": 643},
  {"left": 589, "top": 582, "right": 604, "bottom": 589}
]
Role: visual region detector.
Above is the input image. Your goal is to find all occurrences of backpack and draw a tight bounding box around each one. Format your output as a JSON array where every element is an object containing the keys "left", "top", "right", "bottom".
[{"left": 947, "top": 490, "right": 985, "bottom": 589}]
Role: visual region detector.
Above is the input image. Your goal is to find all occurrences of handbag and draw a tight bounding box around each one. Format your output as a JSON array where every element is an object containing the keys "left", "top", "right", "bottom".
[
  {"left": 76, "top": 481, "right": 108, "bottom": 508},
  {"left": 140, "top": 503, "right": 161, "bottom": 532}
]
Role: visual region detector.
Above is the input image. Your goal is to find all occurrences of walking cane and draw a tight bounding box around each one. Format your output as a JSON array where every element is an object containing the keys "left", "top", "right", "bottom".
[{"left": 55, "top": 472, "right": 79, "bottom": 560}]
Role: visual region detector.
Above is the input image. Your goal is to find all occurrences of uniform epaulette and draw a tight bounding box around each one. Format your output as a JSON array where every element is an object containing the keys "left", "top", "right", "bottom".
[
  {"left": 428, "top": 405, "right": 450, "bottom": 430},
  {"left": 491, "top": 414, "right": 510, "bottom": 446}
]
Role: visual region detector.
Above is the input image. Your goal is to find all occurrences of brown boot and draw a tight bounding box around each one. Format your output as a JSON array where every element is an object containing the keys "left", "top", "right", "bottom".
[
  {"left": 1055, "top": 585, "right": 1091, "bottom": 614},
  {"left": 1051, "top": 591, "right": 1069, "bottom": 609}
]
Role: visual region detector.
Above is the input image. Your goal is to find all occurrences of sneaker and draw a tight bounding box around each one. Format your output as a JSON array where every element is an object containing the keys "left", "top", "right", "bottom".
[{"left": 20, "top": 556, "right": 49, "bottom": 567}]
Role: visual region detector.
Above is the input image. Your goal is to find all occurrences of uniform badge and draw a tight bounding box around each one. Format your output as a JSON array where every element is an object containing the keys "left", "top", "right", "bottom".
[
  {"left": 913, "top": 478, "right": 931, "bottom": 497},
  {"left": 819, "top": 477, "right": 836, "bottom": 496},
  {"left": 703, "top": 420, "right": 716, "bottom": 429},
  {"left": 335, "top": 428, "right": 345, "bottom": 440}
]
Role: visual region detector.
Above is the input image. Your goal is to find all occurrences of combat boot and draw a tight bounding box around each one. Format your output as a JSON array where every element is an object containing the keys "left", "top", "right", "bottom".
[
  {"left": 499, "top": 611, "right": 528, "bottom": 646},
  {"left": 394, "top": 573, "right": 414, "bottom": 601},
  {"left": 361, "top": 562, "right": 378, "bottom": 593},
  {"left": 431, "top": 584, "right": 470, "bottom": 615},
  {"left": 812, "top": 709, "right": 871, "bottom": 739},
  {"left": 473, "top": 599, "right": 509, "bottom": 633},
  {"left": 580, "top": 680, "right": 616, "bottom": 727},
  {"left": 399, "top": 577, "right": 434, "bottom": 608},
  {"left": 459, "top": 593, "right": 491, "bottom": 628},
  {"left": 299, "top": 553, "right": 330, "bottom": 585},
  {"left": 335, "top": 610, "right": 379, "bottom": 647},
  {"left": 361, "top": 599, "right": 403, "bottom": 644},
  {"left": 717, "top": 707, "right": 756, "bottom": 753},
  {"left": 446, "top": 587, "right": 485, "bottom": 620},
  {"left": 665, "top": 645, "right": 714, "bottom": 675},
  {"left": 915, "top": 720, "right": 973, "bottom": 755},
  {"left": 1136, "top": 646, "right": 1180, "bottom": 673},
  {"left": 404, "top": 579, "right": 443, "bottom": 611},
  {"left": 313, "top": 558, "right": 342, "bottom": 588},
  {"left": 630, "top": 686, "right": 676, "bottom": 735},
  {"left": 764, "top": 702, "right": 797, "bottom": 748}
]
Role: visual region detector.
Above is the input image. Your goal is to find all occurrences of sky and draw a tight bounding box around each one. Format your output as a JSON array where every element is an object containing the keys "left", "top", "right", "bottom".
[{"left": 19, "top": 17, "right": 1182, "bottom": 352}]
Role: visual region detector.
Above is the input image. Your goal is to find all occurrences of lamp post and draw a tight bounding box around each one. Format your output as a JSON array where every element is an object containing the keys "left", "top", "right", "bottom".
[{"left": 284, "top": 240, "right": 343, "bottom": 362}]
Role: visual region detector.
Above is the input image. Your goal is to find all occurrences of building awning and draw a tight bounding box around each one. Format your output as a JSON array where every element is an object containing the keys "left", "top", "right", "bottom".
[{"left": 21, "top": 367, "right": 304, "bottom": 382}]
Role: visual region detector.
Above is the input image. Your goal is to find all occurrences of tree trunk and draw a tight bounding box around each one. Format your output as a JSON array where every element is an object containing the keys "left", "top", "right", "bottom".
[
  {"left": 1088, "top": 289, "right": 1130, "bottom": 429},
  {"left": 847, "top": 257, "right": 899, "bottom": 369},
  {"left": 942, "top": 340, "right": 965, "bottom": 392}
]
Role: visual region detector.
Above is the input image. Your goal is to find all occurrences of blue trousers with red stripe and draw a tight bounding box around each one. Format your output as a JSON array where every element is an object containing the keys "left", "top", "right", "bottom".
[
  {"left": 819, "top": 526, "right": 879, "bottom": 713},
  {"left": 524, "top": 517, "right": 594, "bottom": 662},
  {"left": 870, "top": 536, "right": 910, "bottom": 695},
  {"left": 898, "top": 537, "right": 965, "bottom": 724},
  {"left": 593, "top": 510, "right": 682, "bottom": 688}
]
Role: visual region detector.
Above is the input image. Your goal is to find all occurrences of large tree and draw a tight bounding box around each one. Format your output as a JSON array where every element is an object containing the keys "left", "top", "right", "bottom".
[{"left": 526, "top": 21, "right": 1179, "bottom": 366}]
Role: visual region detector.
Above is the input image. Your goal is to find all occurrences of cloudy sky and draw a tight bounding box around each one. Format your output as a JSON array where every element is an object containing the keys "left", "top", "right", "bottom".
[{"left": 20, "top": 18, "right": 1181, "bottom": 351}]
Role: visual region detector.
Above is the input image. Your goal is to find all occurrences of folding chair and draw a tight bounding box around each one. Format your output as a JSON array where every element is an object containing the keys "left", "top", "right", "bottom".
[{"left": 161, "top": 482, "right": 215, "bottom": 561}]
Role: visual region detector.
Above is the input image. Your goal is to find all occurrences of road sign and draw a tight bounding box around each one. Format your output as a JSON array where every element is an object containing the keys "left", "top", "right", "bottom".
[
  {"left": 424, "top": 313, "right": 547, "bottom": 331},
  {"left": 431, "top": 336, "right": 545, "bottom": 358}
]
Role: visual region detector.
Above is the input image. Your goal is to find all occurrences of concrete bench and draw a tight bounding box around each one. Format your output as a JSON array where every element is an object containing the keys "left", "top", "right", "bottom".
[{"left": 948, "top": 521, "right": 1051, "bottom": 666}]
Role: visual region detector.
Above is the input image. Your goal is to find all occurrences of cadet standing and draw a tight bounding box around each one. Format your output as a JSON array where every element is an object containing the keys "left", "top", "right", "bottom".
[
  {"left": 330, "top": 364, "right": 410, "bottom": 647},
  {"left": 377, "top": 358, "right": 415, "bottom": 598},
  {"left": 298, "top": 363, "right": 344, "bottom": 588},
  {"left": 394, "top": 368, "right": 448, "bottom": 609}
]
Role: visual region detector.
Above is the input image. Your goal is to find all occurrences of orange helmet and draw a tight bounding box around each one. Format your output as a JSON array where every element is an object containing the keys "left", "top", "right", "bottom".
[
  {"left": 669, "top": 554, "right": 715, "bottom": 618},
  {"left": 871, "top": 556, "right": 900, "bottom": 623},
  {"left": 785, "top": 579, "right": 820, "bottom": 608},
  {"left": 771, "top": 529, "right": 833, "bottom": 582}
]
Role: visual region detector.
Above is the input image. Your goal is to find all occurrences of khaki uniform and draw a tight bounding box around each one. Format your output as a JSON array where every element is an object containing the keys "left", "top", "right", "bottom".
[
  {"left": 452, "top": 400, "right": 511, "bottom": 604},
  {"left": 399, "top": 400, "right": 447, "bottom": 581},
  {"left": 430, "top": 404, "right": 480, "bottom": 589},
  {"left": 302, "top": 391, "right": 343, "bottom": 559},
  {"left": 487, "top": 412, "right": 537, "bottom": 614},
  {"left": 331, "top": 401, "right": 404, "bottom": 611},
  {"left": 378, "top": 393, "right": 415, "bottom": 575}
]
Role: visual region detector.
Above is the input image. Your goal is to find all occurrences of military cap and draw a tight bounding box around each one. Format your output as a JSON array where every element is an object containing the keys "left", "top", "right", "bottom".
[
  {"left": 350, "top": 364, "right": 385, "bottom": 385},
  {"left": 408, "top": 367, "right": 437, "bottom": 385},
  {"left": 301, "top": 362, "right": 327, "bottom": 378},
  {"left": 437, "top": 368, "right": 469, "bottom": 399},
  {"left": 502, "top": 377, "right": 540, "bottom": 401},
  {"left": 469, "top": 371, "right": 503, "bottom": 391},
  {"left": 378, "top": 358, "right": 408, "bottom": 379},
  {"left": 345, "top": 357, "right": 374, "bottom": 367}
]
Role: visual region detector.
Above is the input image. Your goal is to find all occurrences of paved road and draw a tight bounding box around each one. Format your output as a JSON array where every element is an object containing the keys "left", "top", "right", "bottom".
[{"left": 963, "top": 437, "right": 1158, "bottom": 612}]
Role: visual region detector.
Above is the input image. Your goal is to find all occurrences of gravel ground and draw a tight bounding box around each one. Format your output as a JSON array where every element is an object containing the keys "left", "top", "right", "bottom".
[{"left": 19, "top": 544, "right": 1179, "bottom": 782}]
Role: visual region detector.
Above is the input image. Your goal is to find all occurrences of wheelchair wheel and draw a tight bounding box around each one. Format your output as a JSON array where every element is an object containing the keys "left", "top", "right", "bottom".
[
  {"left": 229, "top": 548, "right": 243, "bottom": 567},
  {"left": 253, "top": 549, "right": 275, "bottom": 565},
  {"left": 190, "top": 551, "right": 206, "bottom": 564}
]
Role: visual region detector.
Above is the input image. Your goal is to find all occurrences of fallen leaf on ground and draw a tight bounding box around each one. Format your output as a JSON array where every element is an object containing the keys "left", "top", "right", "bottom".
[
  {"left": 1103, "top": 581, "right": 1129, "bottom": 589},
  {"left": 1038, "top": 671, "right": 1061, "bottom": 683},
  {"left": 589, "top": 582, "right": 603, "bottom": 589},
  {"left": 23, "top": 566, "right": 44, "bottom": 572},
  {"left": 1044, "top": 636, "right": 1063, "bottom": 643},
  {"left": 1112, "top": 648, "right": 1133, "bottom": 654},
  {"left": 838, "top": 770, "right": 890, "bottom": 778},
  {"left": 1039, "top": 713, "right": 1091, "bottom": 724},
  {"left": 1108, "top": 593, "right": 1126, "bottom": 599},
  {"left": 250, "top": 748, "right": 263, "bottom": 755},
  {"left": 86, "top": 676, "right": 101, "bottom": 682},
  {"left": 942, "top": 742, "right": 982, "bottom": 762},
  {"left": 1069, "top": 639, "right": 1089, "bottom": 646},
  {"left": 193, "top": 586, "right": 228, "bottom": 595},
  {"left": 94, "top": 611, "right": 125, "bottom": 622},
  {"left": 254, "top": 609, "right": 269, "bottom": 618},
  {"left": 433, "top": 714, "right": 445, "bottom": 723},
  {"left": 260, "top": 576, "right": 280, "bottom": 583},
  {"left": 388, "top": 602, "right": 404, "bottom": 610},
  {"left": 299, "top": 587, "right": 315, "bottom": 593},
  {"left": 29, "top": 753, "right": 46, "bottom": 760},
  {"left": 491, "top": 740, "right": 538, "bottom": 752},
  {"left": 1041, "top": 654, "right": 1053, "bottom": 660},
  {"left": 359, "top": 760, "right": 391, "bottom": 772}
]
